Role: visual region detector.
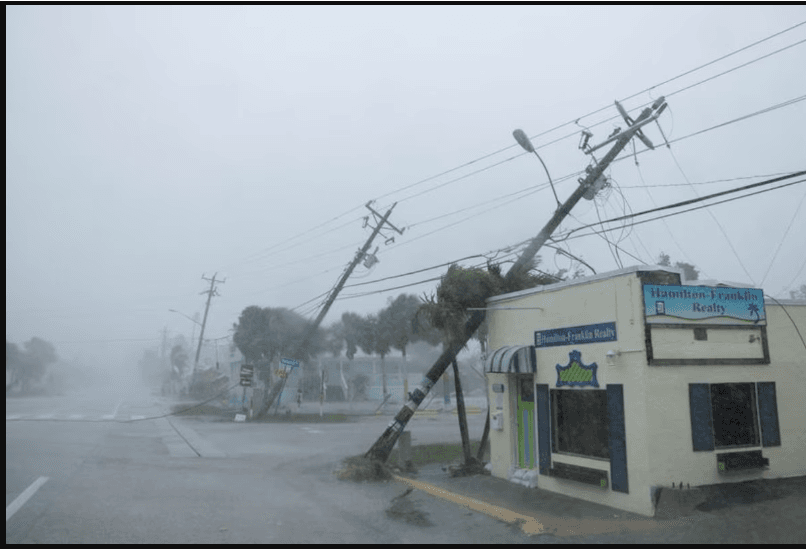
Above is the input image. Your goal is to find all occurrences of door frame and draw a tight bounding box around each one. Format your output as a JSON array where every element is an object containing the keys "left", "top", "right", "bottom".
[{"left": 515, "top": 374, "right": 536, "bottom": 469}]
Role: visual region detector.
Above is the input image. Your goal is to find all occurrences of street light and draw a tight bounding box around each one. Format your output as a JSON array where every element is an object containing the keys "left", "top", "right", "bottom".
[{"left": 513, "top": 128, "right": 561, "bottom": 209}]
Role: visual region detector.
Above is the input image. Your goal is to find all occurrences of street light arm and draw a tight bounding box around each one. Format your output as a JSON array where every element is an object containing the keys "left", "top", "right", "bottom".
[
  {"left": 168, "top": 309, "right": 202, "bottom": 327},
  {"left": 532, "top": 150, "right": 560, "bottom": 208}
]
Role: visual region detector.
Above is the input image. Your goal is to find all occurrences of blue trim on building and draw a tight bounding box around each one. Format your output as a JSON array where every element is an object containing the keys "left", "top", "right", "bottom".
[
  {"left": 757, "top": 382, "right": 781, "bottom": 447},
  {"left": 535, "top": 384, "right": 552, "bottom": 476},
  {"left": 607, "top": 384, "right": 629, "bottom": 493},
  {"left": 689, "top": 383, "right": 715, "bottom": 451}
]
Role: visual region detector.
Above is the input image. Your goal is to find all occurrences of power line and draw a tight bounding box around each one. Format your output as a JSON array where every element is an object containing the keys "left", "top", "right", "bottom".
[
  {"left": 535, "top": 35, "right": 806, "bottom": 165},
  {"left": 760, "top": 188, "right": 806, "bottom": 286},
  {"left": 617, "top": 172, "right": 793, "bottom": 188},
  {"left": 561, "top": 172, "right": 805, "bottom": 239},
  {"left": 212, "top": 24, "right": 806, "bottom": 276},
  {"left": 777, "top": 255, "right": 806, "bottom": 297},
  {"left": 664, "top": 37, "right": 806, "bottom": 102},
  {"left": 219, "top": 55, "right": 806, "bottom": 304},
  {"left": 286, "top": 171, "right": 805, "bottom": 309},
  {"left": 342, "top": 254, "right": 488, "bottom": 289},
  {"left": 665, "top": 142, "right": 757, "bottom": 285},
  {"left": 371, "top": 95, "right": 806, "bottom": 264},
  {"left": 633, "top": 160, "right": 711, "bottom": 279},
  {"left": 565, "top": 179, "right": 805, "bottom": 243},
  {"left": 667, "top": 94, "right": 806, "bottom": 146},
  {"left": 53, "top": 337, "right": 163, "bottom": 344},
  {"left": 333, "top": 175, "right": 805, "bottom": 303}
]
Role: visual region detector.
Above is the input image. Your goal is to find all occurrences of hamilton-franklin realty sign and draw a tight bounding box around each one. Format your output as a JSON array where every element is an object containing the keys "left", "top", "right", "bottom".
[
  {"left": 643, "top": 284, "right": 765, "bottom": 324},
  {"left": 535, "top": 322, "right": 617, "bottom": 348}
]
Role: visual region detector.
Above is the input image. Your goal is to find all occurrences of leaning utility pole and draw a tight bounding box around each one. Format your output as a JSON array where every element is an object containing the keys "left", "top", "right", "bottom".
[
  {"left": 366, "top": 97, "right": 668, "bottom": 462},
  {"left": 254, "top": 202, "right": 404, "bottom": 418},
  {"left": 304, "top": 202, "right": 404, "bottom": 346},
  {"left": 193, "top": 273, "right": 225, "bottom": 373}
]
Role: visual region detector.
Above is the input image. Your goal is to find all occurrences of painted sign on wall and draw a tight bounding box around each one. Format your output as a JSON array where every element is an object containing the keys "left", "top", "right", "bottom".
[
  {"left": 556, "top": 350, "right": 599, "bottom": 388},
  {"left": 535, "top": 322, "right": 617, "bottom": 348},
  {"left": 643, "top": 285, "right": 766, "bottom": 325}
]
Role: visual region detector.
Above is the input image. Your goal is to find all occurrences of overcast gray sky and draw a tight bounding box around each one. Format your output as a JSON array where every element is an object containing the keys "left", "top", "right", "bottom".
[{"left": 7, "top": 5, "right": 806, "bottom": 372}]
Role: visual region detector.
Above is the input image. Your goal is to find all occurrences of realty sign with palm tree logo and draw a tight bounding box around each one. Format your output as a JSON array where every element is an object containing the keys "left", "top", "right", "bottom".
[{"left": 643, "top": 284, "right": 766, "bottom": 325}]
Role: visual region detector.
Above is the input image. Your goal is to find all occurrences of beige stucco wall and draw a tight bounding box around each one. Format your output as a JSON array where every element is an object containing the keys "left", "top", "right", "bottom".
[
  {"left": 485, "top": 268, "right": 805, "bottom": 517},
  {"left": 486, "top": 372, "right": 515, "bottom": 479},
  {"left": 486, "top": 271, "right": 658, "bottom": 516},
  {"left": 644, "top": 301, "right": 806, "bottom": 490}
]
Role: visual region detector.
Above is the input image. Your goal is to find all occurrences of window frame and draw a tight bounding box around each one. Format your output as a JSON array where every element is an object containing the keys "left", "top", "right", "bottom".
[
  {"left": 550, "top": 388, "right": 610, "bottom": 461},
  {"left": 710, "top": 382, "right": 761, "bottom": 450}
]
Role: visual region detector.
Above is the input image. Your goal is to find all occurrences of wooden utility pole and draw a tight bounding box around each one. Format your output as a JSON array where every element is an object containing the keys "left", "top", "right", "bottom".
[
  {"left": 255, "top": 202, "right": 404, "bottom": 419},
  {"left": 366, "top": 97, "right": 668, "bottom": 462},
  {"left": 193, "top": 273, "right": 225, "bottom": 373},
  {"left": 305, "top": 202, "right": 404, "bottom": 344}
]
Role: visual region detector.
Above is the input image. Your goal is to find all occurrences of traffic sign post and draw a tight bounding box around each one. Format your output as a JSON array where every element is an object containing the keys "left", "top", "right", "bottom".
[
  {"left": 272, "top": 358, "right": 300, "bottom": 414},
  {"left": 240, "top": 364, "right": 254, "bottom": 387}
]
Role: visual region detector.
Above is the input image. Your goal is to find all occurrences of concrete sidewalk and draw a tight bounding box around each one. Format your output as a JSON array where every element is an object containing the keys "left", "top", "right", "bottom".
[{"left": 397, "top": 464, "right": 806, "bottom": 544}]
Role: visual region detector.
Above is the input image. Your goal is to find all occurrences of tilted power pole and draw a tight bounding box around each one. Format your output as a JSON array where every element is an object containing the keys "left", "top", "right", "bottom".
[
  {"left": 366, "top": 97, "right": 668, "bottom": 462},
  {"left": 303, "top": 202, "right": 404, "bottom": 347},
  {"left": 193, "top": 273, "right": 225, "bottom": 373},
  {"left": 255, "top": 202, "right": 404, "bottom": 418}
]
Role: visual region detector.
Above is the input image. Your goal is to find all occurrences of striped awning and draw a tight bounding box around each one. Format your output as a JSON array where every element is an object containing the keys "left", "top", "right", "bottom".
[{"left": 485, "top": 345, "right": 536, "bottom": 373}]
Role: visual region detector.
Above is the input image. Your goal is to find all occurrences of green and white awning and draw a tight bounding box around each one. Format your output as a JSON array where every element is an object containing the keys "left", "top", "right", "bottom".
[{"left": 485, "top": 345, "right": 536, "bottom": 373}]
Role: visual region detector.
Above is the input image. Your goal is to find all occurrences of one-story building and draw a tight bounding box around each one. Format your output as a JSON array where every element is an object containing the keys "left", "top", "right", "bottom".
[{"left": 484, "top": 265, "right": 806, "bottom": 517}]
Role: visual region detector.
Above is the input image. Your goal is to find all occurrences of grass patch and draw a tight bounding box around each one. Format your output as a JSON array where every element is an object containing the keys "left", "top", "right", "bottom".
[
  {"left": 387, "top": 440, "right": 490, "bottom": 469},
  {"left": 336, "top": 441, "right": 491, "bottom": 483}
]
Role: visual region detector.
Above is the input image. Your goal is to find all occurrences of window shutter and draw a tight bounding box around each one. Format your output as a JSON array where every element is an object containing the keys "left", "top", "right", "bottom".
[
  {"left": 689, "top": 383, "right": 714, "bottom": 451},
  {"left": 535, "top": 384, "right": 551, "bottom": 475},
  {"left": 757, "top": 382, "right": 781, "bottom": 447},
  {"left": 607, "top": 384, "right": 629, "bottom": 493}
]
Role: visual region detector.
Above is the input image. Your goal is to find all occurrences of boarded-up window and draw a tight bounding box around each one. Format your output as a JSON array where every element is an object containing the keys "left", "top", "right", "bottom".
[
  {"left": 551, "top": 389, "right": 609, "bottom": 460},
  {"left": 710, "top": 382, "right": 760, "bottom": 448}
]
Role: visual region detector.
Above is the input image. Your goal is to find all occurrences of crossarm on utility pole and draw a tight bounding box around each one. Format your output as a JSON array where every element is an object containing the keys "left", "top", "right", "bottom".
[{"left": 365, "top": 97, "right": 666, "bottom": 462}]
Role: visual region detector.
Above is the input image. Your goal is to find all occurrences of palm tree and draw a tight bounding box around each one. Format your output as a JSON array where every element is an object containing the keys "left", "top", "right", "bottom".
[
  {"left": 417, "top": 260, "right": 565, "bottom": 471},
  {"left": 748, "top": 303, "right": 760, "bottom": 324},
  {"left": 417, "top": 264, "right": 501, "bottom": 468}
]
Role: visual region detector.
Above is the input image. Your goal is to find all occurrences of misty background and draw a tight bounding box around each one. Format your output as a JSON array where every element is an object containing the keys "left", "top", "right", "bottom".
[{"left": 6, "top": 5, "right": 806, "bottom": 388}]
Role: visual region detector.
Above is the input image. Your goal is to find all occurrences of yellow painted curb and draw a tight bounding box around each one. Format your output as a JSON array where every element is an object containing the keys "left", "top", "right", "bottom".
[
  {"left": 451, "top": 407, "right": 482, "bottom": 415},
  {"left": 393, "top": 474, "right": 545, "bottom": 535}
]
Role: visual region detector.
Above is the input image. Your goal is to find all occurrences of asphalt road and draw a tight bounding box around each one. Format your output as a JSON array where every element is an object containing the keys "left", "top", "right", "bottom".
[{"left": 7, "top": 385, "right": 530, "bottom": 545}]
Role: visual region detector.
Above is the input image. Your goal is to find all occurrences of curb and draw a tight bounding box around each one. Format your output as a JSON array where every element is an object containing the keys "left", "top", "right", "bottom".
[{"left": 392, "top": 474, "right": 546, "bottom": 535}]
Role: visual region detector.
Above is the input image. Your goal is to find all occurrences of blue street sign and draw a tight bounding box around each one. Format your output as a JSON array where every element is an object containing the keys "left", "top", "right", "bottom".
[{"left": 281, "top": 358, "right": 300, "bottom": 368}]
